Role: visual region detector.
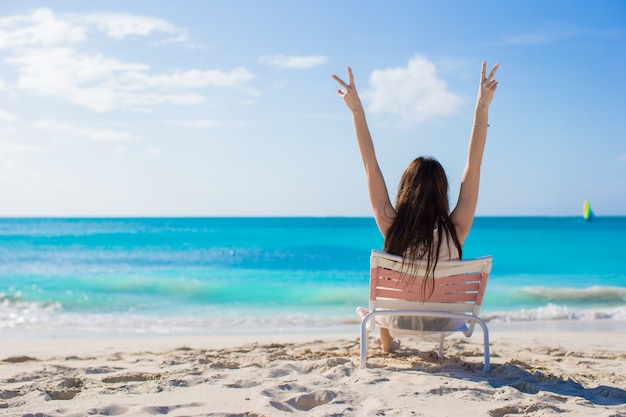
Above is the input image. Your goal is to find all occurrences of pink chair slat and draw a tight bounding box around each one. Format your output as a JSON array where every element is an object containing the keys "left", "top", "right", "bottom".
[
  {"left": 373, "top": 269, "right": 483, "bottom": 286},
  {"left": 373, "top": 288, "right": 479, "bottom": 303},
  {"left": 475, "top": 272, "right": 490, "bottom": 305},
  {"left": 371, "top": 268, "right": 485, "bottom": 302},
  {"left": 370, "top": 268, "right": 405, "bottom": 283}
]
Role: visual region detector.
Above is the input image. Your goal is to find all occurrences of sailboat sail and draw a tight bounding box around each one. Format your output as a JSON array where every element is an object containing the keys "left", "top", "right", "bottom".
[{"left": 583, "top": 200, "right": 594, "bottom": 221}]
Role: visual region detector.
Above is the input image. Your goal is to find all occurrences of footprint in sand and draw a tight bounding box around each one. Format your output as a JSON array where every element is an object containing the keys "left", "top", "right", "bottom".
[
  {"left": 209, "top": 361, "right": 240, "bottom": 370},
  {"left": 102, "top": 372, "right": 161, "bottom": 383},
  {"left": 0, "top": 390, "right": 21, "bottom": 400},
  {"left": 45, "top": 389, "right": 81, "bottom": 400},
  {"left": 86, "top": 404, "right": 130, "bottom": 416},
  {"left": 1, "top": 356, "right": 38, "bottom": 363},
  {"left": 60, "top": 377, "right": 83, "bottom": 388},
  {"left": 488, "top": 403, "right": 566, "bottom": 417},
  {"left": 287, "top": 390, "right": 337, "bottom": 411},
  {"left": 267, "top": 389, "right": 337, "bottom": 412},
  {"left": 225, "top": 379, "right": 262, "bottom": 389},
  {"left": 41, "top": 376, "right": 84, "bottom": 401},
  {"left": 84, "top": 366, "right": 123, "bottom": 374},
  {"left": 140, "top": 403, "right": 205, "bottom": 415}
]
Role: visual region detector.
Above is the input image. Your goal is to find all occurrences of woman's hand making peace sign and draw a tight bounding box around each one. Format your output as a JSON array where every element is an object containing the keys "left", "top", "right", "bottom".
[
  {"left": 332, "top": 67, "right": 364, "bottom": 114},
  {"left": 477, "top": 61, "right": 499, "bottom": 108}
]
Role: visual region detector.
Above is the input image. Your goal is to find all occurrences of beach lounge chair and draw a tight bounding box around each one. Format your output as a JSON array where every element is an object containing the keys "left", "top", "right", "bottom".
[{"left": 360, "top": 250, "right": 493, "bottom": 373}]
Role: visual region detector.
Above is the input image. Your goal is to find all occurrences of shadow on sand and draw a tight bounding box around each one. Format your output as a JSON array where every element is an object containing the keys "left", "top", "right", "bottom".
[{"left": 380, "top": 347, "right": 626, "bottom": 407}]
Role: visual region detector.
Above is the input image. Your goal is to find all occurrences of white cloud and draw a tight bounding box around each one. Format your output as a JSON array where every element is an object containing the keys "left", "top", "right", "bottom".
[
  {"left": 0, "top": 8, "right": 87, "bottom": 49},
  {"left": 0, "top": 8, "right": 255, "bottom": 112},
  {"left": 144, "top": 146, "right": 162, "bottom": 155},
  {"left": 0, "top": 140, "right": 46, "bottom": 154},
  {"left": 34, "top": 119, "right": 135, "bottom": 142},
  {"left": 0, "top": 109, "right": 19, "bottom": 123},
  {"left": 617, "top": 154, "right": 626, "bottom": 163},
  {"left": 8, "top": 47, "right": 147, "bottom": 95},
  {"left": 5, "top": 45, "right": 253, "bottom": 112},
  {"left": 259, "top": 54, "right": 328, "bottom": 69},
  {"left": 363, "top": 55, "right": 463, "bottom": 124},
  {"left": 0, "top": 127, "right": 17, "bottom": 135},
  {"left": 166, "top": 119, "right": 223, "bottom": 128},
  {"left": 80, "top": 12, "right": 187, "bottom": 42},
  {"left": 129, "top": 68, "right": 255, "bottom": 88},
  {"left": 0, "top": 8, "right": 186, "bottom": 49}
]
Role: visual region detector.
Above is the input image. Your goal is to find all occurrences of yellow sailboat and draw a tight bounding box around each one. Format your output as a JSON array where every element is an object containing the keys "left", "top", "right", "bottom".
[{"left": 583, "top": 200, "right": 594, "bottom": 221}]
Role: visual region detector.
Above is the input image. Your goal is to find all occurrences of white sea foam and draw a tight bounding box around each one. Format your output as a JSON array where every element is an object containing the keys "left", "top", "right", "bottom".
[
  {"left": 0, "top": 296, "right": 356, "bottom": 335},
  {"left": 2, "top": 296, "right": 625, "bottom": 336},
  {"left": 483, "top": 303, "right": 626, "bottom": 322},
  {"left": 520, "top": 286, "right": 626, "bottom": 303}
]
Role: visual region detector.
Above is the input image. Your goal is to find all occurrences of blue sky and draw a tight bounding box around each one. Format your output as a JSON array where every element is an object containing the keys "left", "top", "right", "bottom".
[{"left": 0, "top": 1, "right": 624, "bottom": 217}]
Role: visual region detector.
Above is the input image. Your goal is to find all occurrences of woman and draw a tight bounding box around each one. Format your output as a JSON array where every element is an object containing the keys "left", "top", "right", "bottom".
[{"left": 332, "top": 61, "right": 499, "bottom": 353}]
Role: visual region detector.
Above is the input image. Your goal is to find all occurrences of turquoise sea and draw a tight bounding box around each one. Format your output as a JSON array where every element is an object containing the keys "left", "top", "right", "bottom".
[{"left": 0, "top": 217, "right": 625, "bottom": 336}]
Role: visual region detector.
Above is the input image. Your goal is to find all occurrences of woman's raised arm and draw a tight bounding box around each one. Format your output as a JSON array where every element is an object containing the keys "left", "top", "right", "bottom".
[
  {"left": 332, "top": 67, "right": 395, "bottom": 236},
  {"left": 451, "top": 61, "right": 499, "bottom": 243}
]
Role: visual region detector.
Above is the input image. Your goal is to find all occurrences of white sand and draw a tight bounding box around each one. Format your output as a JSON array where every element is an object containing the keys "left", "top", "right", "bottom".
[{"left": 1, "top": 329, "right": 625, "bottom": 416}]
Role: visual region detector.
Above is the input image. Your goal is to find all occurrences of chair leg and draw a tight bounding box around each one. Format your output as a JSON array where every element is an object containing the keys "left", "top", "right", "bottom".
[
  {"left": 470, "top": 317, "right": 491, "bottom": 374},
  {"left": 481, "top": 323, "right": 490, "bottom": 374},
  {"left": 438, "top": 334, "right": 444, "bottom": 359},
  {"left": 360, "top": 320, "right": 369, "bottom": 369}
]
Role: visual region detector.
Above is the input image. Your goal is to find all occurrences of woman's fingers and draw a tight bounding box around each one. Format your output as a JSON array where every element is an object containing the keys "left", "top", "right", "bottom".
[
  {"left": 481, "top": 61, "right": 498, "bottom": 82},
  {"left": 486, "top": 63, "right": 499, "bottom": 81},
  {"left": 332, "top": 74, "right": 348, "bottom": 89},
  {"left": 333, "top": 67, "right": 355, "bottom": 88},
  {"left": 333, "top": 67, "right": 356, "bottom": 98}
]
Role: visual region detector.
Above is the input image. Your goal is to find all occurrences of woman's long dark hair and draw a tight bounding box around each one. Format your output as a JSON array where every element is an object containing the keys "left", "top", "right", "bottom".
[{"left": 383, "top": 157, "right": 463, "bottom": 299}]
